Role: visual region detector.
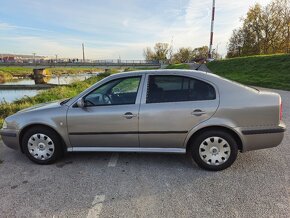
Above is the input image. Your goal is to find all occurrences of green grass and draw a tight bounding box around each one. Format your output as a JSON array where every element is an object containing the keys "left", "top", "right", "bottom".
[
  {"left": 166, "top": 64, "right": 190, "bottom": 69},
  {"left": 0, "top": 67, "right": 32, "bottom": 75},
  {"left": 0, "top": 72, "right": 112, "bottom": 126},
  {"left": 47, "top": 67, "right": 103, "bottom": 76},
  {"left": 207, "top": 54, "right": 290, "bottom": 90},
  {"left": 0, "top": 67, "right": 104, "bottom": 82}
]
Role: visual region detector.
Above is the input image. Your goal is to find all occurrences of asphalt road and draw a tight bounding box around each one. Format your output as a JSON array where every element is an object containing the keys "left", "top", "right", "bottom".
[{"left": 0, "top": 88, "right": 289, "bottom": 218}]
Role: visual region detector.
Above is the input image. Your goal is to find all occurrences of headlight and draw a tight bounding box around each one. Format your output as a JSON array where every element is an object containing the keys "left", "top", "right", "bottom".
[{"left": 2, "top": 120, "right": 7, "bottom": 129}]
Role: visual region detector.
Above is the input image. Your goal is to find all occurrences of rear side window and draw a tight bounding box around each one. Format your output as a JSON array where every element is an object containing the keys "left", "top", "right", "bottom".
[{"left": 146, "top": 75, "right": 216, "bottom": 103}]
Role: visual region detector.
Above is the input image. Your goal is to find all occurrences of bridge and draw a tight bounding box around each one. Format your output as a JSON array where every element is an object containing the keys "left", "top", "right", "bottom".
[
  {"left": 0, "top": 84, "right": 62, "bottom": 90},
  {"left": 0, "top": 59, "right": 161, "bottom": 68}
]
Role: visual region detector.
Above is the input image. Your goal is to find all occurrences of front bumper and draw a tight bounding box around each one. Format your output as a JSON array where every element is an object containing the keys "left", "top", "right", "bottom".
[
  {"left": 237, "top": 122, "right": 286, "bottom": 152},
  {"left": 0, "top": 128, "right": 20, "bottom": 150}
]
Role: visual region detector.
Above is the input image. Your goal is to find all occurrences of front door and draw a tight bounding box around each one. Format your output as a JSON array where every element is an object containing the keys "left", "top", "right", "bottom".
[
  {"left": 139, "top": 74, "right": 219, "bottom": 148},
  {"left": 67, "top": 76, "right": 143, "bottom": 148}
]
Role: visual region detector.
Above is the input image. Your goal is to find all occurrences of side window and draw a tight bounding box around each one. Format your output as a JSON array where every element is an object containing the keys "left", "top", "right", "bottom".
[
  {"left": 146, "top": 75, "right": 216, "bottom": 103},
  {"left": 84, "top": 76, "right": 141, "bottom": 106}
]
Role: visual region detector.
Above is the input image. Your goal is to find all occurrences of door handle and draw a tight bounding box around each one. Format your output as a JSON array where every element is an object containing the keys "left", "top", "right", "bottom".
[
  {"left": 123, "top": 112, "right": 137, "bottom": 119},
  {"left": 191, "top": 109, "right": 206, "bottom": 116}
]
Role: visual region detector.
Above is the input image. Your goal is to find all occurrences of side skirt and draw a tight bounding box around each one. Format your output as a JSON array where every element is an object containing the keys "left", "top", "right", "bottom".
[{"left": 67, "top": 147, "right": 186, "bottom": 154}]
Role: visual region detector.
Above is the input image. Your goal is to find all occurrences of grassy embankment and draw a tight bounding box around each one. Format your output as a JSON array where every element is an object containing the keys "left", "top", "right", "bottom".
[
  {"left": 0, "top": 72, "right": 112, "bottom": 126},
  {"left": 166, "top": 54, "right": 290, "bottom": 91},
  {"left": 166, "top": 64, "right": 190, "bottom": 69},
  {"left": 207, "top": 54, "right": 290, "bottom": 91}
]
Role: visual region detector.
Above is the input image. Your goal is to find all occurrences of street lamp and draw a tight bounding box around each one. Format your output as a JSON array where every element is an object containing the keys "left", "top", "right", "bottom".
[
  {"left": 32, "top": 52, "right": 36, "bottom": 64},
  {"left": 212, "top": 49, "right": 216, "bottom": 59},
  {"left": 215, "top": 42, "right": 221, "bottom": 59},
  {"left": 287, "top": 22, "right": 290, "bottom": 53}
]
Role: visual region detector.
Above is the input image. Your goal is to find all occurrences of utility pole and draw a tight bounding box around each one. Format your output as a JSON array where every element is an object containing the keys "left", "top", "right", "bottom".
[
  {"left": 208, "top": 0, "right": 215, "bottom": 59},
  {"left": 82, "top": 43, "right": 85, "bottom": 62}
]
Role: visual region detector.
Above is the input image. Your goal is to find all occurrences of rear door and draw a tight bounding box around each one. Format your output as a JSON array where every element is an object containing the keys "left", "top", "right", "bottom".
[{"left": 139, "top": 73, "right": 219, "bottom": 148}]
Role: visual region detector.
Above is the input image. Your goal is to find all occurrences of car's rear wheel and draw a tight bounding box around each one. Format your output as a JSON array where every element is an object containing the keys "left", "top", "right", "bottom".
[
  {"left": 189, "top": 130, "right": 238, "bottom": 171},
  {"left": 22, "top": 127, "right": 62, "bottom": 164}
]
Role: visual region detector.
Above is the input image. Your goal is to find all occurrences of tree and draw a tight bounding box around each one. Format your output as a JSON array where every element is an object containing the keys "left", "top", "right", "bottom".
[
  {"left": 172, "top": 47, "right": 194, "bottom": 63},
  {"left": 143, "top": 43, "right": 170, "bottom": 62},
  {"left": 192, "top": 46, "right": 209, "bottom": 60},
  {"left": 227, "top": 28, "right": 245, "bottom": 57},
  {"left": 227, "top": 0, "right": 290, "bottom": 57},
  {"left": 143, "top": 47, "right": 155, "bottom": 61},
  {"left": 144, "top": 44, "right": 218, "bottom": 64},
  {"left": 170, "top": 46, "right": 211, "bottom": 63}
]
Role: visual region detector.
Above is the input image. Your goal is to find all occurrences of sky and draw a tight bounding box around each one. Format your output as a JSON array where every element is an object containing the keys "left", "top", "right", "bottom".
[{"left": 0, "top": 0, "right": 273, "bottom": 60}]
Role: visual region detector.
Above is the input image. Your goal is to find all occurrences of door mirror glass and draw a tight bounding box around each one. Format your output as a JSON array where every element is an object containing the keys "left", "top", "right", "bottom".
[{"left": 77, "top": 98, "right": 85, "bottom": 108}]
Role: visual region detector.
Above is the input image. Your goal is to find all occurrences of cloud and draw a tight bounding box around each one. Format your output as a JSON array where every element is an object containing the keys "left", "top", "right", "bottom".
[
  {"left": 0, "top": 22, "right": 15, "bottom": 30},
  {"left": 0, "top": 0, "right": 273, "bottom": 59},
  {"left": 122, "top": 19, "right": 129, "bottom": 27}
]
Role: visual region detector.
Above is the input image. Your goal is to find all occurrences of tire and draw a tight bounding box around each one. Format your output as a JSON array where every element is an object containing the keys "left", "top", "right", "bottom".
[
  {"left": 22, "top": 126, "right": 62, "bottom": 164},
  {"left": 189, "top": 130, "right": 238, "bottom": 171}
]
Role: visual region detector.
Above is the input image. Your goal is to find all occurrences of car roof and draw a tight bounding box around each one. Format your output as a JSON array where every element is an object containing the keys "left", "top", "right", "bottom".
[{"left": 108, "top": 69, "right": 219, "bottom": 80}]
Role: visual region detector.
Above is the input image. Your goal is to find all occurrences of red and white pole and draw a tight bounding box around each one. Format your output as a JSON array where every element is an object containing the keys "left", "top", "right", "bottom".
[{"left": 208, "top": 0, "right": 215, "bottom": 59}]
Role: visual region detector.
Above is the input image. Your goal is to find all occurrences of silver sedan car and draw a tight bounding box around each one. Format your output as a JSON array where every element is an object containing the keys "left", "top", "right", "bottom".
[{"left": 0, "top": 70, "right": 286, "bottom": 171}]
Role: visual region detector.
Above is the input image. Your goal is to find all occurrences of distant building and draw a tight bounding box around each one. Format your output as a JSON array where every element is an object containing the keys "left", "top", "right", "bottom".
[
  {"left": 0, "top": 54, "right": 46, "bottom": 63},
  {"left": 0, "top": 56, "right": 15, "bottom": 62}
]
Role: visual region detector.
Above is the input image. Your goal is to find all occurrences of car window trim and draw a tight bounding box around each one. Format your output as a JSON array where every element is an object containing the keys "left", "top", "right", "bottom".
[
  {"left": 144, "top": 74, "right": 217, "bottom": 104},
  {"left": 74, "top": 75, "right": 143, "bottom": 108}
]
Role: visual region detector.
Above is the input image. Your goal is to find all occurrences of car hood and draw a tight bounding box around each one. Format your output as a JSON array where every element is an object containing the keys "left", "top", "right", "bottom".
[{"left": 17, "top": 100, "right": 63, "bottom": 114}]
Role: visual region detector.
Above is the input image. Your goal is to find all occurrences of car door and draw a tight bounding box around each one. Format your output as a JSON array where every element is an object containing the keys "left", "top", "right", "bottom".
[
  {"left": 67, "top": 75, "right": 144, "bottom": 148},
  {"left": 139, "top": 73, "right": 219, "bottom": 148}
]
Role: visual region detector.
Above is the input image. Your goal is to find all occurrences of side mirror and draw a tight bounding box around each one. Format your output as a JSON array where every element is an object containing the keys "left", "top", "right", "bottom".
[{"left": 77, "top": 98, "right": 85, "bottom": 108}]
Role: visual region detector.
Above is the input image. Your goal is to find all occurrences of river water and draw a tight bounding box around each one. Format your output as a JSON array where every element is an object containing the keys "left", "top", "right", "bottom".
[{"left": 0, "top": 73, "right": 98, "bottom": 103}]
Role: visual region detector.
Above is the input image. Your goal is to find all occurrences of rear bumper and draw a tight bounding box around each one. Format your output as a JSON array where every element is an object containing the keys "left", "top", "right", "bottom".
[
  {"left": 0, "top": 129, "right": 20, "bottom": 150},
  {"left": 238, "top": 123, "right": 286, "bottom": 152}
]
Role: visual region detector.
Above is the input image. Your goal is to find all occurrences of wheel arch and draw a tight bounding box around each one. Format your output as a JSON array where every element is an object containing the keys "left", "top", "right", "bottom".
[
  {"left": 19, "top": 123, "right": 67, "bottom": 153},
  {"left": 185, "top": 125, "right": 243, "bottom": 153}
]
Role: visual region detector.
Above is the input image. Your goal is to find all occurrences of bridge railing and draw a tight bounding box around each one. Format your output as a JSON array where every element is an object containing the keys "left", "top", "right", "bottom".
[{"left": 0, "top": 59, "right": 160, "bottom": 67}]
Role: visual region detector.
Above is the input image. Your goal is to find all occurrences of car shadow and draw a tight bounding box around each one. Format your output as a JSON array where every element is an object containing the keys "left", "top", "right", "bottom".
[{"left": 61, "top": 152, "right": 195, "bottom": 169}]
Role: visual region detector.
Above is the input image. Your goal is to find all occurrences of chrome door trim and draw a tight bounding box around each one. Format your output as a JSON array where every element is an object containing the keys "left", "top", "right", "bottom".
[{"left": 67, "top": 147, "right": 186, "bottom": 153}]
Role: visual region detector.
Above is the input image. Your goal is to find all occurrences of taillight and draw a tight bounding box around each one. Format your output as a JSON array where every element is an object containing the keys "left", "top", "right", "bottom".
[{"left": 280, "top": 101, "right": 283, "bottom": 121}]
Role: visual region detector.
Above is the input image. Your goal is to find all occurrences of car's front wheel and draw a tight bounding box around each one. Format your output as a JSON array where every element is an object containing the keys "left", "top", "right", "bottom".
[
  {"left": 189, "top": 130, "right": 238, "bottom": 171},
  {"left": 22, "top": 127, "right": 62, "bottom": 164}
]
